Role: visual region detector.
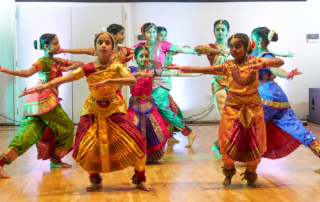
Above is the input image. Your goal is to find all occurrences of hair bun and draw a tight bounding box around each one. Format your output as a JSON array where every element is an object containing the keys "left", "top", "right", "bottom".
[
  {"left": 271, "top": 32, "right": 278, "bottom": 42},
  {"left": 33, "top": 40, "right": 38, "bottom": 50}
]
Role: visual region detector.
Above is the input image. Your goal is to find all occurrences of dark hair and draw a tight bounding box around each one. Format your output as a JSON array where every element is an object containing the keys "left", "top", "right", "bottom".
[
  {"left": 94, "top": 32, "right": 115, "bottom": 51},
  {"left": 252, "top": 27, "right": 278, "bottom": 46},
  {"left": 33, "top": 34, "right": 57, "bottom": 50},
  {"left": 214, "top": 20, "right": 230, "bottom": 31},
  {"left": 134, "top": 46, "right": 149, "bottom": 57},
  {"left": 157, "top": 26, "right": 167, "bottom": 34},
  {"left": 141, "top": 23, "right": 157, "bottom": 35},
  {"left": 227, "top": 33, "right": 253, "bottom": 55},
  {"left": 107, "top": 24, "right": 124, "bottom": 35}
]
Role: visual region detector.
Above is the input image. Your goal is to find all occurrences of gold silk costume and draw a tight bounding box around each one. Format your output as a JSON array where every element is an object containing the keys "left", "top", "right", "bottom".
[{"left": 72, "top": 62, "right": 145, "bottom": 174}]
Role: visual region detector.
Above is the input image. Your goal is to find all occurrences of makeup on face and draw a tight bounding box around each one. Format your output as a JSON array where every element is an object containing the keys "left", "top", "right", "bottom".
[
  {"left": 136, "top": 49, "right": 150, "bottom": 67},
  {"left": 96, "top": 35, "right": 113, "bottom": 56},
  {"left": 214, "top": 24, "right": 228, "bottom": 40},
  {"left": 145, "top": 27, "right": 157, "bottom": 43}
]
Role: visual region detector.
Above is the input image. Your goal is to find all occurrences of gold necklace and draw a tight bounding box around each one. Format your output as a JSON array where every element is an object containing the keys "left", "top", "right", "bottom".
[
  {"left": 95, "top": 59, "right": 112, "bottom": 70},
  {"left": 214, "top": 43, "right": 228, "bottom": 49},
  {"left": 235, "top": 58, "right": 248, "bottom": 72}
]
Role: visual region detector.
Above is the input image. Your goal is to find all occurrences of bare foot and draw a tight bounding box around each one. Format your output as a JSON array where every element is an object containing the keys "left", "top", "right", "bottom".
[
  {"left": 0, "top": 166, "right": 11, "bottom": 178},
  {"left": 168, "top": 136, "right": 180, "bottom": 143},
  {"left": 50, "top": 161, "right": 72, "bottom": 168},
  {"left": 136, "top": 182, "right": 154, "bottom": 192},
  {"left": 86, "top": 182, "right": 103, "bottom": 192},
  {"left": 315, "top": 168, "right": 320, "bottom": 173},
  {"left": 222, "top": 176, "right": 233, "bottom": 187},
  {"left": 235, "top": 162, "right": 247, "bottom": 168},
  {"left": 247, "top": 180, "right": 262, "bottom": 188},
  {"left": 185, "top": 132, "right": 197, "bottom": 147}
]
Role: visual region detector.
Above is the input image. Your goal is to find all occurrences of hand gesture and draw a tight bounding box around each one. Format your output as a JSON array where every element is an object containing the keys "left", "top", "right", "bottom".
[
  {"left": 247, "top": 62, "right": 265, "bottom": 71},
  {"left": 19, "top": 87, "right": 35, "bottom": 98},
  {"left": 287, "top": 68, "right": 302, "bottom": 79},
  {"left": 60, "top": 66, "right": 69, "bottom": 72},
  {"left": 284, "top": 51, "right": 294, "bottom": 57},
  {"left": 0, "top": 65, "right": 11, "bottom": 74},
  {"left": 141, "top": 73, "right": 154, "bottom": 78},
  {"left": 58, "top": 48, "right": 64, "bottom": 54},
  {"left": 89, "top": 80, "right": 109, "bottom": 88},
  {"left": 165, "top": 64, "right": 180, "bottom": 70}
]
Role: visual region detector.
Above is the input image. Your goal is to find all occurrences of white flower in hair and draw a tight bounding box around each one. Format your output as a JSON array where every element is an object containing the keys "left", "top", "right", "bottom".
[
  {"left": 101, "top": 27, "right": 108, "bottom": 32},
  {"left": 268, "top": 29, "right": 276, "bottom": 42},
  {"left": 37, "top": 39, "right": 42, "bottom": 50}
]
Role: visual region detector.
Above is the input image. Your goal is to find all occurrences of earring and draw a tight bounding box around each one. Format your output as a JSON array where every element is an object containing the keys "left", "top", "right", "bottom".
[{"left": 258, "top": 44, "right": 262, "bottom": 47}]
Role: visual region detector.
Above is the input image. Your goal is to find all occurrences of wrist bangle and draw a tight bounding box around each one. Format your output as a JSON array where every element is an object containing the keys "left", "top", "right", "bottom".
[
  {"left": 104, "top": 79, "right": 109, "bottom": 85},
  {"left": 190, "top": 66, "right": 193, "bottom": 73},
  {"left": 48, "top": 81, "right": 52, "bottom": 89},
  {"left": 203, "top": 47, "right": 207, "bottom": 54},
  {"left": 182, "top": 66, "right": 191, "bottom": 73}
]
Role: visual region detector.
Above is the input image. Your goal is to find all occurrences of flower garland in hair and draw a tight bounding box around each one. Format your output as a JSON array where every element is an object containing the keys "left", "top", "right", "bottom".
[
  {"left": 101, "top": 27, "right": 108, "bottom": 32},
  {"left": 37, "top": 39, "right": 42, "bottom": 50},
  {"left": 268, "top": 29, "right": 276, "bottom": 42}
]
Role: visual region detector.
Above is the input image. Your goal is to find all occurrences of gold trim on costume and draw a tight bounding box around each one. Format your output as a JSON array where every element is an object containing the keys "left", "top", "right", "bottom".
[
  {"left": 261, "top": 98, "right": 290, "bottom": 109},
  {"left": 23, "top": 93, "right": 60, "bottom": 116},
  {"left": 73, "top": 67, "right": 86, "bottom": 80}
]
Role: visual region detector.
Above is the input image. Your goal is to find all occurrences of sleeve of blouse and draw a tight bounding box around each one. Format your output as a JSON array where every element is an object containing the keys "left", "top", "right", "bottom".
[
  {"left": 73, "top": 67, "right": 86, "bottom": 80},
  {"left": 119, "top": 64, "right": 130, "bottom": 77},
  {"left": 32, "top": 60, "right": 44, "bottom": 72},
  {"left": 133, "top": 43, "right": 144, "bottom": 49},
  {"left": 128, "top": 66, "right": 139, "bottom": 73},
  {"left": 162, "top": 41, "right": 178, "bottom": 53}
]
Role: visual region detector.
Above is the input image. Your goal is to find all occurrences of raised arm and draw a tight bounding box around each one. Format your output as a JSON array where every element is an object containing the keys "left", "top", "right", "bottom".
[
  {"left": 269, "top": 50, "right": 294, "bottom": 58},
  {"left": 62, "top": 60, "right": 85, "bottom": 71},
  {"left": 60, "top": 47, "right": 96, "bottom": 56},
  {"left": 166, "top": 64, "right": 227, "bottom": 75},
  {"left": 194, "top": 45, "right": 225, "bottom": 55},
  {"left": 0, "top": 65, "right": 38, "bottom": 78},
  {"left": 270, "top": 68, "right": 302, "bottom": 79},
  {"left": 155, "top": 70, "right": 201, "bottom": 77}
]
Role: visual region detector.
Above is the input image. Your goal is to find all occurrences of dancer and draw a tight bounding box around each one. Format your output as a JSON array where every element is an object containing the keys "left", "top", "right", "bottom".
[
  {"left": 167, "top": 33, "right": 285, "bottom": 188},
  {"left": 134, "top": 23, "right": 197, "bottom": 147},
  {"left": 128, "top": 46, "right": 200, "bottom": 163},
  {"left": 20, "top": 32, "right": 153, "bottom": 192},
  {"left": 156, "top": 26, "right": 184, "bottom": 143},
  {"left": 250, "top": 27, "right": 320, "bottom": 171},
  {"left": 0, "top": 34, "right": 83, "bottom": 178},
  {"left": 195, "top": 20, "right": 294, "bottom": 157},
  {"left": 60, "top": 24, "right": 134, "bottom": 64}
]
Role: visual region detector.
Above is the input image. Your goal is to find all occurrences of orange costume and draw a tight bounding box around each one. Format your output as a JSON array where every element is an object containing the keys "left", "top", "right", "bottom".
[
  {"left": 213, "top": 55, "right": 270, "bottom": 181},
  {"left": 71, "top": 61, "right": 147, "bottom": 184}
]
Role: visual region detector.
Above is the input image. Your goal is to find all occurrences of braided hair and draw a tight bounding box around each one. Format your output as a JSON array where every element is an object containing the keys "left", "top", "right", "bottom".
[
  {"left": 227, "top": 33, "right": 253, "bottom": 55},
  {"left": 134, "top": 46, "right": 149, "bottom": 57},
  {"left": 106, "top": 24, "right": 124, "bottom": 35},
  {"left": 252, "top": 27, "right": 278, "bottom": 46},
  {"left": 214, "top": 20, "right": 230, "bottom": 31},
  {"left": 33, "top": 34, "right": 57, "bottom": 50}
]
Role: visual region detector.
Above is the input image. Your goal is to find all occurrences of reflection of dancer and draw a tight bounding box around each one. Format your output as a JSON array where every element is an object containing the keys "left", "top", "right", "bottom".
[
  {"left": 168, "top": 33, "right": 285, "bottom": 188},
  {"left": 60, "top": 24, "right": 134, "bottom": 64},
  {"left": 195, "top": 20, "right": 295, "bottom": 157},
  {"left": 250, "top": 27, "right": 320, "bottom": 171},
  {"left": 156, "top": 26, "right": 183, "bottom": 143},
  {"left": 0, "top": 34, "right": 82, "bottom": 178},
  {"left": 20, "top": 32, "right": 153, "bottom": 192},
  {"left": 134, "top": 23, "right": 197, "bottom": 147}
]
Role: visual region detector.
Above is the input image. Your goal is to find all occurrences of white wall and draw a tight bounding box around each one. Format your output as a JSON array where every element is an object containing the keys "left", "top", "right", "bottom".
[
  {"left": 129, "top": 0, "right": 320, "bottom": 121},
  {"left": 0, "top": 0, "right": 15, "bottom": 124}
]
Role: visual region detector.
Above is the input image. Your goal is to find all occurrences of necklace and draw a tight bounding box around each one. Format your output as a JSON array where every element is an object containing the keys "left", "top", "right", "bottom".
[
  {"left": 95, "top": 59, "right": 112, "bottom": 70},
  {"left": 235, "top": 58, "right": 248, "bottom": 72},
  {"left": 214, "top": 42, "right": 228, "bottom": 50}
]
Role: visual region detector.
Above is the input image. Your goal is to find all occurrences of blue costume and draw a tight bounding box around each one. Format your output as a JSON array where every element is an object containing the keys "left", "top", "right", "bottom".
[{"left": 253, "top": 51, "right": 320, "bottom": 159}]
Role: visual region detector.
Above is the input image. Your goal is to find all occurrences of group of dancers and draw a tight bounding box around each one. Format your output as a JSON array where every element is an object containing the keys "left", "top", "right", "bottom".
[{"left": 0, "top": 20, "right": 319, "bottom": 191}]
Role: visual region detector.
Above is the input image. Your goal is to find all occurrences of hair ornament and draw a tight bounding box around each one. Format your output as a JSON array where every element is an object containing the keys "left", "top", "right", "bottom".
[
  {"left": 268, "top": 29, "right": 276, "bottom": 41},
  {"left": 218, "top": 20, "right": 224, "bottom": 26},
  {"left": 231, "top": 33, "right": 237, "bottom": 43},
  {"left": 141, "top": 24, "right": 146, "bottom": 34},
  {"left": 37, "top": 39, "right": 42, "bottom": 50},
  {"left": 251, "top": 40, "right": 255, "bottom": 50},
  {"left": 101, "top": 27, "right": 108, "bottom": 32}
]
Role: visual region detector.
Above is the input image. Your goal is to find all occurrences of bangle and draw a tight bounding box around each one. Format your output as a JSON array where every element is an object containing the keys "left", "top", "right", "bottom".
[
  {"left": 63, "top": 50, "right": 66, "bottom": 55},
  {"left": 119, "top": 78, "right": 122, "bottom": 86},
  {"left": 104, "top": 79, "right": 109, "bottom": 85},
  {"left": 36, "top": 85, "right": 43, "bottom": 94},
  {"left": 203, "top": 47, "right": 207, "bottom": 54},
  {"left": 177, "top": 71, "right": 179, "bottom": 76},
  {"left": 48, "top": 81, "right": 52, "bottom": 89}
]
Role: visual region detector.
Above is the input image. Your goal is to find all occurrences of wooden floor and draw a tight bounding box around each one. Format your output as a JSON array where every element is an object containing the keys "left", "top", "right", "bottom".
[{"left": 1, "top": 123, "right": 320, "bottom": 202}]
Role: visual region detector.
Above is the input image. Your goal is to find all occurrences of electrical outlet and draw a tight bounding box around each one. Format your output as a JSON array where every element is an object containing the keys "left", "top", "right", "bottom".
[{"left": 206, "top": 95, "right": 212, "bottom": 100}]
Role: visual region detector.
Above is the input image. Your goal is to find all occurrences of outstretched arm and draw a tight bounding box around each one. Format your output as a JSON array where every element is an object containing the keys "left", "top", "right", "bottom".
[
  {"left": 0, "top": 65, "right": 39, "bottom": 78},
  {"left": 166, "top": 64, "right": 227, "bottom": 75},
  {"left": 62, "top": 60, "right": 85, "bottom": 71},
  {"left": 176, "top": 46, "right": 194, "bottom": 54},
  {"left": 194, "top": 45, "right": 226, "bottom": 55},
  {"left": 249, "top": 58, "right": 285, "bottom": 70},
  {"left": 156, "top": 71, "right": 201, "bottom": 77},
  {"left": 270, "top": 68, "right": 302, "bottom": 79},
  {"left": 269, "top": 50, "right": 294, "bottom": 57},
  {"left": 19, "top": 72, "right": 76, "bottom": 97},
  {"left": 60, "top": 47, "right": 96, "bottom": 56},
  {"left": 89, "top": 73, "right": 137, "bottom": 88}
]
